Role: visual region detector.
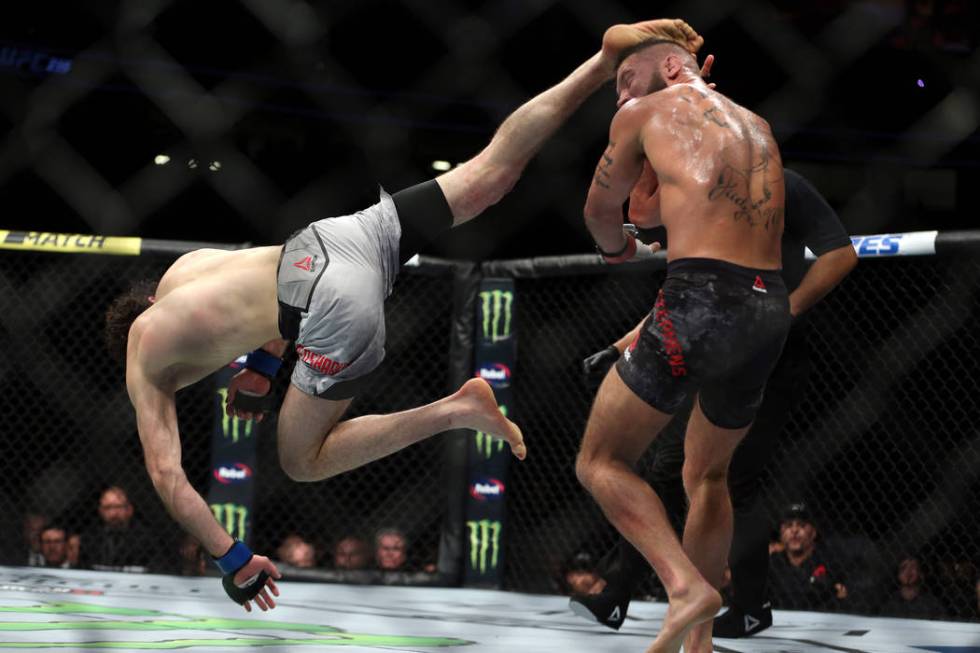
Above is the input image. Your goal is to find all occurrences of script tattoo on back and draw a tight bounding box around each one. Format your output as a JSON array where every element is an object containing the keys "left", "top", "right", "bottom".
[
  {"left": 707, "top": 145, "right": 784, "bottom": 230},
  {"left": 593, "top": 141, "right": 615, "bottom": 189}
]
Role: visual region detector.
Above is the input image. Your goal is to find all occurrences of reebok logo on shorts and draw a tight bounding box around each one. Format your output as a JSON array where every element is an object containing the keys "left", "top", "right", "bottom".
[
  {"left": 752, "top": 275, "right": 767, "bottom": 293},
  {"left": 296, "top": 345, "right": 350, "bottom": 375},
  {"left": 293, "top": 255, "right": 314, "bottom": 272}
]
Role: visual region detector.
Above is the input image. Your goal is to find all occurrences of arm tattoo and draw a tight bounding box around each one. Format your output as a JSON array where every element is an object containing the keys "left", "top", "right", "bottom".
[
  {"left": 593, "top": 141, "right": 615, "bottom": 189},
  {"left": 707, "top": 146, "right": 783, "bottom": 230}
]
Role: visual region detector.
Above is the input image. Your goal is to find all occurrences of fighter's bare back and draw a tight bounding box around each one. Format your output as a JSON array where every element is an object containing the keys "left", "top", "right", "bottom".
[
  {"left": 593, "top": 82, "right": 785, "bottom": 270},
  {"left": 130, "top": 246, "right": 283, "bottom": 389}
]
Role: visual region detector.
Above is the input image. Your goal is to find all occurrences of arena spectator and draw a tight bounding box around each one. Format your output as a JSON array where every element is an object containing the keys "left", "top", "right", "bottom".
[
  {"left": 23, "top": 511, "right": 48, "bottom": 567},
  {"left": 768, "top": 503, "right": 848, "bottom": 611},
  {"left": 39, "top": 524, "right": 71, "bottom": 569},
  {"left": 66, "top": 533, "right": 81, "bottom": 568},
  {"left": 276, "top": 533, "right": 316, "bottom": 568},
  {"left": 879, "top": 556, "right": 945, "bottom": 619},
  {"left": 375, "top": 528, "right": 408, "bottom": 572},
  {"left": 78, "top": 486, "right": 155, "bottom": 572},
  {"left": 176, "top": 533, "right": 206, "bottom": 576},
  {"left": 333, "top": 535, "right": 370, "bottom": 571},
  {"left": 562, "top": 552, "right": 603, "bottom": 596}
]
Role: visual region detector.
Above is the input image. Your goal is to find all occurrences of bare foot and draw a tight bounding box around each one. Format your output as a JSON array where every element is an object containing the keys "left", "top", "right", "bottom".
[
  {"left": 683, "top": 620, "right": 713, "bottom": 653},
  {"left": 645, "top": 581, "right": 721, "bottom": 653},
  {"left": 453, "top": 378, "right": 526, "bottom": 459}
]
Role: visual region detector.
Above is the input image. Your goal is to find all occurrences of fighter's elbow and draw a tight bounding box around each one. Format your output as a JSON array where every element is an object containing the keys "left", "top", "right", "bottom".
[{"left": 146, "top": 464, "right": 185, "bottom": 501}]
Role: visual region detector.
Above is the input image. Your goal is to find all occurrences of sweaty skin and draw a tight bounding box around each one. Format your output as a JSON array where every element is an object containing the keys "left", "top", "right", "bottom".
[{"left": 586, "top": 57, "right": 784, "bottom": 270}]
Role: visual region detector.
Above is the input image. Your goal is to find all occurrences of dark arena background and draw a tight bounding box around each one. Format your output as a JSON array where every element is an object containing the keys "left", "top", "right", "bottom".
[{"left": 1, "top": 1, "right": 979, "bottom": 651}]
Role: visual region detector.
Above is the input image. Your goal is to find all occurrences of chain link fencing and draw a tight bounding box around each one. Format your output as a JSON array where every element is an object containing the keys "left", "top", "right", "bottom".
[
  {"left": 0, "top": 249, "right": 455, "bottom": 580},
  {"left": 503, "top": 255, "right": 980, "bottom": 621}
]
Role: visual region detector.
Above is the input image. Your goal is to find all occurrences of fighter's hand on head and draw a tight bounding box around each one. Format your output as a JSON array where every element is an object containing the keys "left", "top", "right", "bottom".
[
  {"left": 226, "top": 369, "right": 272, "bottom": 423},
  {"left": 600, "top": 18, "right": 704, "bottom": 74}
]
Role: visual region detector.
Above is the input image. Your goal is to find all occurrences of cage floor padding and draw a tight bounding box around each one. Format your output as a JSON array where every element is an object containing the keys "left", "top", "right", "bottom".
[{"left": 0, "top": 567, "right": 977, "bottom": 651}]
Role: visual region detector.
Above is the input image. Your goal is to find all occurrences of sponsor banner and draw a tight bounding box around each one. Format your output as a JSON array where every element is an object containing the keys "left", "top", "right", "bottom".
[
  {"left": 209, "top": 365, "right": 260, "bottom": 544},
  {"left": 805, "top": 231, "right": 938, "bottom": 260},
  {"left": 477, "top": 363, "right": 511, "bottom": 388},
  {"left": 469, "top": 478, "right": 505, "bottom": 502},
  {"left": 0, "top": 230, "right": 141, "bottom": 256},
  {"left": 465, "top": 279, "right": 516, "bottom": 587},
  {"left": 478, "top": 284, "right": 514, "bottom": 344}
]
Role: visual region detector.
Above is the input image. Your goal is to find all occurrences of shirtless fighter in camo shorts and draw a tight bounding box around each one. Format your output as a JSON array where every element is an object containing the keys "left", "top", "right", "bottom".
[
  {"left": 574, "top": 31, "right": 791, "bottom": 653},
  {"left": 104, "top": 18, "right": 705, "bottom": 613}
]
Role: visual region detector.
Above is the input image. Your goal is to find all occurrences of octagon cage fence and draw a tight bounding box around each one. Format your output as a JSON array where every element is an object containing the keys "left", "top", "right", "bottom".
[{"left": 0, "top": 227, "right": 978, "bottom": 623}]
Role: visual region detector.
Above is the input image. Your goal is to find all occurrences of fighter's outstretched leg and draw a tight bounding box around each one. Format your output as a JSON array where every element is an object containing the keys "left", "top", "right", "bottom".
[{"left": 277, "top": 378, "right": 523, "bottom": 483}]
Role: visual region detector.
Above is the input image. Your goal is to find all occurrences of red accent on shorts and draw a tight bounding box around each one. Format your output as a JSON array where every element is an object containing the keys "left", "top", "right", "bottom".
[
  {"left": 296, "top": 345, "right": 350, "bottom": 376},
  {"left": 654, "top": 290, "right": 687, "bottom": 377},
  {"left": 753, "top": 275, "right": 767, "bottom": 292},
  {"left": 293, "top": 255, "right": 313, "bottom": 271}
]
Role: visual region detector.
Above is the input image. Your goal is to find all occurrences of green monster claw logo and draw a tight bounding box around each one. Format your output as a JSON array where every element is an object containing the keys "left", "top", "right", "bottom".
[
  {"left": 0, "top": 601, "right": 468, "bottom": 649},
  {"left": 479, "top": 289, "right": 513, "bottom": 342},
  {"left": 210, "top": 503, "right": 248, "bottom": 541},
  {"left": 474, "top": 405, "right": 509, "bottom": 459},
  {"left": 216, "top": 388, "right": 254, "bottom": 443},
  {"left": 466, "top": 520, "right": 501, "bottom": 574}
]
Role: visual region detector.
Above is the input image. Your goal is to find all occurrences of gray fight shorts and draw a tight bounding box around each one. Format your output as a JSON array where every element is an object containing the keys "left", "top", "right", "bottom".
[{"left": 276, "top": 181, "right": 453, "bottom": 400}]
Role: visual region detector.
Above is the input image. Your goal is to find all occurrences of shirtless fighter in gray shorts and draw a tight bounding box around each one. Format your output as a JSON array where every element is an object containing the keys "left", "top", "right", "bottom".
[{"left": 104, "top": 18, "right": 704, "bottom": 612}]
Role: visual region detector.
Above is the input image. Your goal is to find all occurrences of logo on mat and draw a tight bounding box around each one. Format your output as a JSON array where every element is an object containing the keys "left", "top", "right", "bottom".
[
  {"left": 752, "top": 275, "right": 768, "bottom": 293},
  {"left": 213, "top": 463, "right": 253, "bottom": 485},
  {"left": 470, "top": 477, "right": 505, "bottom": 501},
  {"left": 293, "top": 255, "right": 314, "bottom": 272}
]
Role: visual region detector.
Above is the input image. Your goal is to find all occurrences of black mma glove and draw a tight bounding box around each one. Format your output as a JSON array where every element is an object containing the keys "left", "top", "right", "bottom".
[
  {"left": 214, "top": 540, "right": 271, "bottom": 605},
  {"left": 582, "top": 346, "right": 621, "bottom": 393}
]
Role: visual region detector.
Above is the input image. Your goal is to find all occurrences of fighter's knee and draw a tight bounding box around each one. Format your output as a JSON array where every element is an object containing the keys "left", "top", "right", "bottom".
[
  {"left": 279, "top": 453, "right": 313, "bottom": 482},
  {"left": 682, "top": 460, "right": 727, "bottom": 495},
  {"left": 574, "top": 453, "right": 598, "bottom": 491}
]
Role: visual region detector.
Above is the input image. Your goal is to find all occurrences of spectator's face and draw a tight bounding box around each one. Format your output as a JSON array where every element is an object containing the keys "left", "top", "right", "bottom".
[
  {"left": 278, "top": 535, "right": 316, "bottom": 568},
  {"left": 66, "top": 534, "right": 80, "bottom": 566},
  {"left": 898, "top": 558, "right": 922, "bottom": 587},
  {"left": 98, "top": 489, "right": 133, "bottom": 529},
  {"left": 24, "top": 513, "right": 46, "bottom": 552},
  {"left": 40, "top": 528, "right": 67, "bottom": 566},
  {"left": 565, "top": 569, "right": 600, "bottom": 595},
  {"left": 334, "top": 538, "right": 370, "bottom": 570},
  {"left": 780, "top": 519, "right": 817, "bottom": 556},
  {"left": 376, "top": 533, "right": 407, "bottom": 571}
]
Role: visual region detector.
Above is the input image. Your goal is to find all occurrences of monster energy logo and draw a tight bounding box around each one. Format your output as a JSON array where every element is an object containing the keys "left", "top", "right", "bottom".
[
  {"left": 479, "top": 289, "right": 513, "bottom": 342},
  {"left": 466, "top": 519, "right": 501, "bottom": 574},
  {"left": 474, "top": 404, "right": 509, "bottom": 459},
  {"left": 216, "top": 388, "right": 254, "bottom": 443},
  {"left": 210, "top": 503, "right": 248, "bottom": 541}
]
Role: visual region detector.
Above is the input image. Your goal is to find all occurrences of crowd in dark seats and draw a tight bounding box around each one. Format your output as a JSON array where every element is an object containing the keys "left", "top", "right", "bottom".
[
  {"left": 559, "top": 501, "right": 980, "bottom": 623},
  {"left": 14, "top": 490, "right": 979, "bottom": 620}
]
